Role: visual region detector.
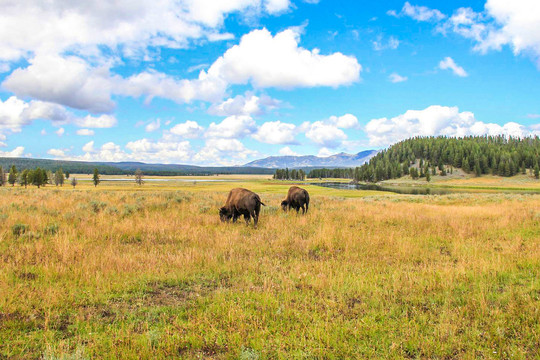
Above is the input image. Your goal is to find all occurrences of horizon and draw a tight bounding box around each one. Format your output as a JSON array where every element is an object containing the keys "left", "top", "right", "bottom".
[{"left": 1, "top": 0, "right": 540, "bottom": 166}]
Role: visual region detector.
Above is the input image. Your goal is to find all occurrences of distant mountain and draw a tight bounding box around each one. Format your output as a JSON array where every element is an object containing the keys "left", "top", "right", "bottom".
[{"left": 243, "top": 150, "right": 378, "bottom": 168}]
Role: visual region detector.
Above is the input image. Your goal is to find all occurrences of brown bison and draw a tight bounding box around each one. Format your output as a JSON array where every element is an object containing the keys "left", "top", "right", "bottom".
[
  {"left": 219, "top": 188, "right": 265, "bottom": 226},
  {"left": 281, "top": 186, "right": 310, "bottom": 214}
]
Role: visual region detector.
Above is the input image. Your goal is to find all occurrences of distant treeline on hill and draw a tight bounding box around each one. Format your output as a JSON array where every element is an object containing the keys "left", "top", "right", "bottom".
[
  {"left": 272, "top": 168, "right": 306, "bottom": 180},
  {"left": 355, "top": 135, "right": 540, "bottom": 182},
  {"left": 0, "top": 157, "right": 275, "bottom": 176}
]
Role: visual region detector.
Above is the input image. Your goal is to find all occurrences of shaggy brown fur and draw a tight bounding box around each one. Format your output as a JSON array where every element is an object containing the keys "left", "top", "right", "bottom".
[
  {"left": 281, "top": 186, "right": 310, "bottom": 214},
  {"left": 219, "top": 188, "right": 265, "bottom": 226}
]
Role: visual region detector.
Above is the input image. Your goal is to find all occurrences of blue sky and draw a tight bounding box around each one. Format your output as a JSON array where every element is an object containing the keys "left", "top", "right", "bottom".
[{"left": 0, "top": 0, "right": 539, "bottom": 165}]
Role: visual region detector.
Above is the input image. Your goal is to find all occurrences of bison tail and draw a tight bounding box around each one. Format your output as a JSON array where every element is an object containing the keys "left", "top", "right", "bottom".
[{"left": 260, "top": 202, "right": 266, "bottom": 206}]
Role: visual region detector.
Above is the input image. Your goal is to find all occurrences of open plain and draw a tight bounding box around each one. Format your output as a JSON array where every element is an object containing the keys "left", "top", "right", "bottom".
[{"left": 1, "top": 178, "right": 539, "bottom": 359}]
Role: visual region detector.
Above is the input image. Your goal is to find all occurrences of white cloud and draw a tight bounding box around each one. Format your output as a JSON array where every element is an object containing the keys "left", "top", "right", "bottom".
[
  {"left": 252, "top": 121, "right": 297, "bottom": 144},
  {"left": 208, "top": 93, "right": 280, "bottom": 116},
  {"left": 439, "top": 57, "right": 468, "bottom": 77},
  {"left": 55, "top": 128, "right": 65, "bottom": 136},
  {"left": 47, "top": 148, "right": 67, "bottom": 157},
  {"left": 365, "top": 105, "right": 538, "bottom": 147},
  {"left": 0, "top": 0, "right": 292, "bottom": 62},
  {"left": 394, "top": 2, "right": 446, "bottom": 22},
  {"left": 145, "top": 119, "right": 161, "bottom": 132},
  {"left": 0, "top": 146, "right": 25, "bottom": 157},
  {"left": 317, "top": 147, "right": 334, "bottom": 157},
  {"left": 207, "top": 28, "right": 361, "bottom": 88},
  {"left": 75, "top": 114, "right": 117, "bottom": 128},
  {"left": 372, "top": 36, "right": 400, "bottom": 51},
  {"left": 194, "top": 138, "right": 258, "bottom": 165},
  {"left": 41, "top": 129, "right": 47, "bottom": 136},
  {"left": 76, "top": 129, "right": 95, "bottom": 136},
  {"left": 206, "top": 115, "right": 256, "bottom": 138},
  {"left": 527, "top": 113, "right": 540, "bottom": 119},
  {"left": 327, "top": 114, "right": 359, "bottom": 129},
  {"left": 389, "top": 72, "right": 408, "bottom": 83},
  {"left": 305, "top": 121, "right": 347, "bottom": 148},
  {"left": 3, "top": 55, "right": 116, "bottom": 113},
  {"left": 82, "top": 141, "right": 95, "bottom": 153},
  {"left": 0, "top": 96, "right": 117, "bottom": 138},
  {"left": 279, "top": 146, "right": 299, "bottom": 156},
  {"left": 169, "top": 120, "right": 204, "bottom": 138}
]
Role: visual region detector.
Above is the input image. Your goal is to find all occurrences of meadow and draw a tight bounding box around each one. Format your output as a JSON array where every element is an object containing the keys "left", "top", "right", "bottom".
[{"left": 0, "top": 177, "right": 539, "bottom": 359}]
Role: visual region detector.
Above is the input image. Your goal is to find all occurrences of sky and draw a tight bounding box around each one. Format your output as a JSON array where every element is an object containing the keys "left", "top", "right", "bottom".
[{"left": 0, "top": 0, "right": 539, "bottom": 165}]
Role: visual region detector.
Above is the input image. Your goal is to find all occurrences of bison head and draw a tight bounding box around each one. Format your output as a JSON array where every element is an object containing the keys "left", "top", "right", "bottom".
[
  {"left": 281, "top": 200, "right": 289, "bottom": 212},
  {"left": 219, "top": 207, "right": 232, "bottom": 222}
]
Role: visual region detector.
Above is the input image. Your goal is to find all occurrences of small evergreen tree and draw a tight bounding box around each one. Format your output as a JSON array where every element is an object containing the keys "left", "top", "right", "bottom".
[
  {"left": 71, "top": 177, "right": 78, "bottom": 188},
  {"left": 0, "top": 166, "right": 5, "bottom": 186},
  {"left": 93, "top": 168, "right": 100, "bottom": 187},
  {"left": 65, "top": 171, "right": 70, "bottom": 179},
  {"left": 8, "top": 165, "right": 17, "bottom": 186},
  {"left": 19, "top": 169, "right": 29, "bottom": 188},
  {"left": 535, "top": 164, "right": 539, "bottom": 179},
  {"left": 426, "top": 171, "right": 431, "bottom": 182}
]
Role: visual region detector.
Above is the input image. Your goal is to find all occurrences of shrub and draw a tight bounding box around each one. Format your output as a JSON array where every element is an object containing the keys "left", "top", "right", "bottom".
[{"left": 12, "top": 223, "right": 29, "bottom": 237}]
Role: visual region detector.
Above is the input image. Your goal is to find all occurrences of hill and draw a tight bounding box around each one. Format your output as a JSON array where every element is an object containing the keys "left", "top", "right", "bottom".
[
  {"left": 354, "top": 135, "right": 540, "bottom": 182},
  {"left": 0, "top": 157, "right": 274, "bottom": 176},
  {"left": 244, "top": 150, "right": 377, "bottom": 168}
]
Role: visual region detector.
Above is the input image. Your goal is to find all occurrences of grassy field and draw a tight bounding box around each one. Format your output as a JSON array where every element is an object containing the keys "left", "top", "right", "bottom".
[{"left": 1, "top": 178, "right": 539, "bottom": 359}]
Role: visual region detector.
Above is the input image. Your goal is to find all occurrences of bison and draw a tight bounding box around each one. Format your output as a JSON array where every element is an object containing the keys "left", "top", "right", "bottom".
[
  {"left": 219, "top": 188, "right": 265, "bottom": 226},
  {"left": 281, "top": 186, "right": 310, "bottom": 214}
]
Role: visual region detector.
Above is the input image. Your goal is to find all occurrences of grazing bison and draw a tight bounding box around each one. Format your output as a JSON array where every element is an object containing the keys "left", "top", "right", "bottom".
[
  {"left": 219, "top": 188, "right": 265, "bottom": 226},
  {"left": 281, "top": 186, "right": 310, "bottom": 214}
]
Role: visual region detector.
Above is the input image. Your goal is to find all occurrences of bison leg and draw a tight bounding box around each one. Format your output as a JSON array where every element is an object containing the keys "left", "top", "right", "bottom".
[
  {"left": 301, "top": 204, "right": 306, "bottom": 214},
  {"left": 244, "top": 213, "right": 251, "bottom": 225}
]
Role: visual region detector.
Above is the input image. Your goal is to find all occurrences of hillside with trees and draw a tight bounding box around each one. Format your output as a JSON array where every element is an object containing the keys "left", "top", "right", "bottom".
[{"left": 353, "top": 136, "right": 540, "bottom": 182}]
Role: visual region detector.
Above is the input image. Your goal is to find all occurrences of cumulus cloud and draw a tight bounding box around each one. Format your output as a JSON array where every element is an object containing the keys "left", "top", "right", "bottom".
[
  {"left": 305, "top": 121, "right": 347, "bottom": 148},
  {"left": 169, "top": 120, "right": 204, "bottom": 138},
  {"left": 278, "top": 146, "right": 299, "bottom": 156},
  {"left": 252, "top": 121, "right": 297, "bottom": 144},
  {"left": 0, "top": 0, "right": 293, "bottom": 62},
  {"left": 145, "top": 119, "right": 161, "bottom": 133},
  {"left": 55, "top": 128, "right": 65, "bottom": 136},
  {"left": 3, "top": 55, "right": 116, "bottom": 113},
  {"left": 207, "top": 28, "right": 361, "bottom": 88},
  {"left": 394, "top": 1, "right": 540, "bottom": 66},
  {"left": 208, "top": 93, "right": 280, "bottom": 116},
  {"left": 194, "top": 138, "right": 258, "bottom": 165},
  {"left": 76, "top": 129, "right": 95, "bottom": 136},
  {"left": 0, "top": 96, "right": 117, "bottom": 139},
  {"left": 389, "top": 2, "right": 446, "bottom": 22},
  {"left": 47, "top": 148, "right": 67, "bottom": 157},
  {"left": 317, "top": 147, "right": 334, "bottom": 157},
  {"left": 365, "top": 105, "right": 539, "bottom": 147},
  {"left": 0, "top": 146, "right": 25, "bottom": 157},
  {"left": 206, "top": 115, "right": 256, "bottom": 138},
  {"left": 439, "top": 57, "right": 468, "bottom": 77},
  {"left": 301, "top": 113, "right": 359, "bottom": 148},
  {"left": 389, "top": 73, "right": 408, "bottom": 83}
]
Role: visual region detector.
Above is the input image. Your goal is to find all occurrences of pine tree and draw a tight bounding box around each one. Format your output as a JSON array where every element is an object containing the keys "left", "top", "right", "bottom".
[
  {"left": 71, "top": 177, "right": 78, "bottom": 188},
  {"left": 8, "top": 165, "right": 17, "bottom": 186},
  {"left": 19, "top": 169, "right": 29, "bottom": 188},
  {"left": 426, "top": 171, "right": 431, "bottom": 182},
  {"left": 93, "top": 168, "right": 100, "bottom": 187},
  {"left": 0, "top": 166, "right": 5, "bottom": 186},
  {"left": 535, "top": 164, "right": 539, "bottom": 179}
]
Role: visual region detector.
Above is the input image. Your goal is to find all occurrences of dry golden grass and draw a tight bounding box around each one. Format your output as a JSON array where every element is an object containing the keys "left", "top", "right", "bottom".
[{"left": 0, "top": 183, "right": 539, "bottom": 359}]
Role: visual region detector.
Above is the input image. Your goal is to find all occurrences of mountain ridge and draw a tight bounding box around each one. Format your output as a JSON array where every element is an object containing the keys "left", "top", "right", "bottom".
[{"left": 243, "top": 150, "right": 377, "bottom": 168}]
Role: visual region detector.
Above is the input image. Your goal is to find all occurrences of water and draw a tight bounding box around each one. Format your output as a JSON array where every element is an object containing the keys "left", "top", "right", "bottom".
[{"left": 312, "top": 182, "right": 540, "bottom": 195}]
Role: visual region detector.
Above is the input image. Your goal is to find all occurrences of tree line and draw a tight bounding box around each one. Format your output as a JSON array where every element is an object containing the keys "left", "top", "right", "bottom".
[
  {"left": 0, "top": 165, "right": 105, "bottom": 188},
  {"left": 353, "top": 135, "right": 540, "bottom": 182},
  {"left": 273, "top": 168, "right": 306, "bottom": 180}
]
